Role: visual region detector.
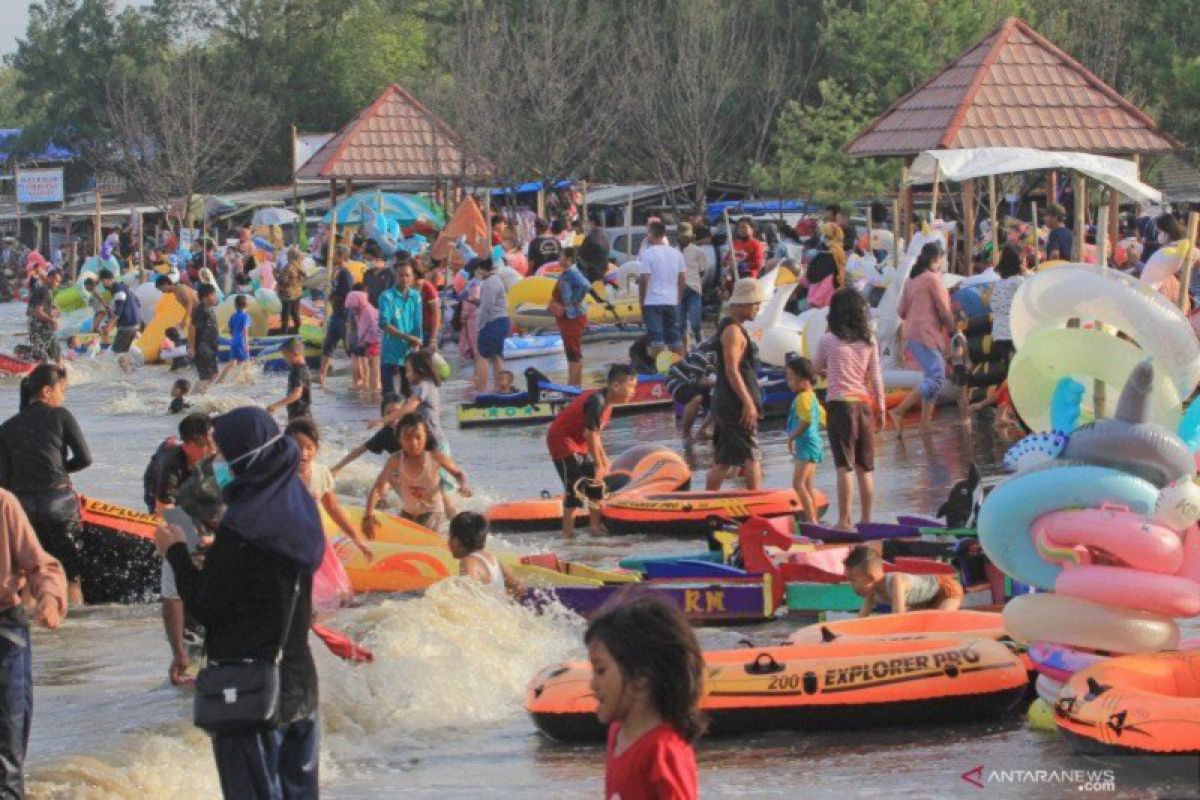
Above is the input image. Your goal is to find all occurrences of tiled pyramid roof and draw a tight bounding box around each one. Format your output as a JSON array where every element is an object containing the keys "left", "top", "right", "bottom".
[
  {"left": 845, "top": 17, "right": 1175, "bottom": 158},
  {"left": 296, "top": 84, "right": 493, "bottom": 182}
]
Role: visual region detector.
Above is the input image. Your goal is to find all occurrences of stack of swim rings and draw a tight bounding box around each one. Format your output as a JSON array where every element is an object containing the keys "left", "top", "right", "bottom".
[
  {"left": 979, "top": 362, "right": 1200, "bottom": 719},
  {"left": 979, "top": 263, "right": 1200, "bottom": 733},
  {"left": 980, "top": 359, "right": 1200, "bottom": 727},
  {"left": 1006, "top": 263, "right": 1200, "bottom": 432}
]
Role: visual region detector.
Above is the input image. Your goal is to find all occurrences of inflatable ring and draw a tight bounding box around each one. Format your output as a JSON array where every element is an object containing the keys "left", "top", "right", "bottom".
[
  {"left": 1032, "top": 507, "right": 1183, "bottom": 574},
  {"left": 1035, "top": 673, "right": 1063, "bottom": 706},
  {"left": 1003, "top": 592, "right": 1179, "bottom": 652},
  {"left": 1027, "top": 642, "right": 1091, "bottom": 684},
  {"left": 1057, "top": 359, "right": 1194, "bottom": 487},
  {"left": 1008, "top": 328, "right": 1181, "bottom": 433},
  {"left": 978, "top": 464, "right": 1158, "bottom": 590},
  {"left": 1055, "top": 566, "right": 1200, "bottom": 617},
  {"left": 1026, "top": 698, "right": 1056, "bottom": 732},
  {"left": 1010, "top": 264, "right": 1200, "bottom": 396}
]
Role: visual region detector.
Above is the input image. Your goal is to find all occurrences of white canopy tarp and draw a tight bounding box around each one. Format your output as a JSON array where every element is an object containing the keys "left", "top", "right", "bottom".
[{"left": 908, "top": 147, "right": 1162, "bottom": 206}]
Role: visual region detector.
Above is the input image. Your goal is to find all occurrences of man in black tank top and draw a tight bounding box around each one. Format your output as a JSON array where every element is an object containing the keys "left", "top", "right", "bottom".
[{"left": 707, "top": 279, "right": 767, "bottom": 491}]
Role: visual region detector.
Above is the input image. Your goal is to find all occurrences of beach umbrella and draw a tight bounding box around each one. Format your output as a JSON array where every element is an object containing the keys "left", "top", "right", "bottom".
[
  {"left": 251, "top": 207, "right": 299, "bottom": 226},
  {"left": 322, "top": 190, "right": 439, "bottom": 227},
  {"left": 403, "top": 194, "right": 446, "bottom": 227}
]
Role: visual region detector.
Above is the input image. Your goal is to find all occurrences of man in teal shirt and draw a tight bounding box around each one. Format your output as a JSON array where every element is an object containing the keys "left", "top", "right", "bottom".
[{"left": 378, "top": 262, "right": 423, "bottom": 396}]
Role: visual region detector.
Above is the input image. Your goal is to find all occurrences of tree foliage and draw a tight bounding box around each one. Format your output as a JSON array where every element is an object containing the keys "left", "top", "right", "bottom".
[
  {"left": 755, "top": 80, "right": 898, "bottom": 204},
  {"left": 8, "top": 0, "right": 1200, "bottom": 202}
]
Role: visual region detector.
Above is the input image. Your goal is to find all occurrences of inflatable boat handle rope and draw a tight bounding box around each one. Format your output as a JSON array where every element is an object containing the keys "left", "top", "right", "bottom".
[{"left": 571, "top": 477, "right": 610, "bottom": 510}]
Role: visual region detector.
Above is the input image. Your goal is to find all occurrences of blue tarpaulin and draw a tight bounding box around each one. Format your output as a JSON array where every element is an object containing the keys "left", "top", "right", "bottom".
[
  {"left": 491, "top": 179, "right": 575, "bottom": 196},
  {"left": 705, "top": 199, "right": 818, "bottom": 224},
  {"left": 0, "top": 129, "right": 75, "bottom": 164}
]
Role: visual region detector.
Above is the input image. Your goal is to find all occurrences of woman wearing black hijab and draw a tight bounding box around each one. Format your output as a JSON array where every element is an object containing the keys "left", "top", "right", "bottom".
[{"left": 157, "top": 406, "right": 325, "bottom": 799}]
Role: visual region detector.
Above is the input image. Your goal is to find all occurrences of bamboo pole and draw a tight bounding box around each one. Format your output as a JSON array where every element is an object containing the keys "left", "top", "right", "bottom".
[
  {"left": 12, "top": 167, "right": 21, "bottom": 251},
  {"left": 137, "top": 212, "right": 145, "bottom": 284},
  {"left": 1094, "top": 204, "right": 1110, "bottom": 418},
  {"left": 929, "top": 162, "right": 941, "bottom": 224},
  {"left": 1097, "top": 205, "right": 1110, "bottom": 273},
  {"left": 1108, "top": 187, "right": 1120, "bottom": 257},
  {"left": 988, "top": 174, "right": 999, "bottom": 267},
  {"left": 581, "top": 180, "right": 589, "bottom": 227},
  {"left": 900, "top": 161, "right": 913, "bottom": 243},
  {"left": 963, "top": 179, "right": 976, "bottom": 276},
  {"left": 1073, "top": 173, "right": 1087, "bottom": 262},
  {"left": 1031, "top": 202, "right": 1040, "bottom": 269},
  {"left": 891, "top": 198, "right": 901, "bottom": 271},
  {"left": 626, "top": 192, "right": 634, "bottom": 258},
  {"left": 1177, "top": 211, "right": 1199, "bottom": 312},
  {"left": 94, "top": 178, "right": 102, "bottom": 256}
]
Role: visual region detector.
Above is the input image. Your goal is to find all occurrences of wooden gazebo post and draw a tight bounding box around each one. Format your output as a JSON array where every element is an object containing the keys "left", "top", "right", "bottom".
[
  {"left": 1080, "top": 173, "right": 1089, "bottom": 261},
  {"left": 963, "top": 179, "right": 976, "bottom": 276}
]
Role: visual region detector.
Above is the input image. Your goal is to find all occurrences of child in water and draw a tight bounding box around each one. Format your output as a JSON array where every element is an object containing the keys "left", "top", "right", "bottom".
[
  {"left": 843, "top": 544, "right": 963, "bottom": 617},
  {"left": 163, "top": 327, "right": 190, "bottom": 371},
  {"left": 286, "top": 418, "right": 373, "bottom": 560},
  {"left": 586, "top": 595, "right": 703, "bottom": 800},
  {"left": 168, "top": 379, "right": 192, "bottom": 414},
  {"left": 496, "top": 369, "right": 516, "bottom": 395},
  {"left": 948, "top": 310, "right": 970, "bottom": 419},
  {"left": 216, "top": 294, "right": 251, "bottom": 384},
  {"left": 813, "top": 288, "right": 886, "bottom": 530},
  {"left": 363, "top": 413, "right": 471, "bottom": 535},
  {"left": 447, "top": 511, "right": 522, "bottom": 599},
  {"left": 785, "top": 356, "right": 824, "bottom": 523}
]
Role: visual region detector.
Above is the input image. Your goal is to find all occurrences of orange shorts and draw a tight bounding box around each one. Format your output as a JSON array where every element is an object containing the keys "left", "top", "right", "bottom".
[
  {"left": 556, "top": 315, "right": 587, "bottom": 363},
  {"left": 935, "top": 574, "right": 964, "bottom": 602}
]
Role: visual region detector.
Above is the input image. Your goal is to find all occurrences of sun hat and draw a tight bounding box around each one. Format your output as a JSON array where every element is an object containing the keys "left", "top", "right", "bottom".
[{"left": 729, "top": 277, "right": 767, "bottom": 305}]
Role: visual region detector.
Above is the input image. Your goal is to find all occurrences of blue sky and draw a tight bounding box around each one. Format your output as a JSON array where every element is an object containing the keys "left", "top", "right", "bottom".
[{"left": 2, "top": 1, "right": 151, "bottom": 58}]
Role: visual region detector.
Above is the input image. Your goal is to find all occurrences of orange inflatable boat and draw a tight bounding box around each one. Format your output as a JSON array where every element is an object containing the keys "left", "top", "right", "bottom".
[
  {"left": 488, "top": 444, "right": 691, "bottom": 532},
  {"left": 329, "top": 506, "right": 637, "bottom": 594},
  {"left": 1055, "top": 651, "right": 1200, "bottom": 754},
  {"left": 527, "top": 635, "right": 1028, "bottom": 741},
  {"left": 600, "top": 488, "right": 816, "bottom": 537},
  {"left": 785, "top": 610, "right": 1007, "bottom": 645},
  {"left": 78, "top": 496, "right": 161, "bottom": 604}
]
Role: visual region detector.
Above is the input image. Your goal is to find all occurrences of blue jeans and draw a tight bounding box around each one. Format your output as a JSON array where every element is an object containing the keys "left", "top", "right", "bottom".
[
  {"left": 0, "top": 618, "right": 31, "bottom": 800},
  {"left": 679, "top": 288, "right": 702, "bottom": 344},
  {"left": 212, "top": 713, "right": 319, "bottom": 800},
  {"left": 642, "top": 305, "right": 681, "bottom": 349},
  {"left": 908, "top": 341, "right": 945, "bottom": 402}
]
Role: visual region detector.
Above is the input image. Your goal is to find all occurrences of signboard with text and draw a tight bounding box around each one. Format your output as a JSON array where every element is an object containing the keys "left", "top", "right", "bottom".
[
  {"left": 294, "top": 132, "right": 334, "bottom": 175},
  {"left": 16, "top": 168, "right": 64, "bottom": 203}
]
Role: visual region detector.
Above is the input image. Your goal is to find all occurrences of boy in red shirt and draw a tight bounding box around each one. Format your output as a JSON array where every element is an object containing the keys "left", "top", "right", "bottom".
[
  {"left": 727, "top": 217, "right": 765, "bottom": 281},
  {"left": 546, "top": 364, "right": 637, "bottom": 536}
]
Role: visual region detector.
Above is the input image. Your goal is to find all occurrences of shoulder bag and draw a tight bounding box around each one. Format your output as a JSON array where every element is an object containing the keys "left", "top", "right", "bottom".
[{"left": 193, "top": 576, "right": 300, "bottom": 734}]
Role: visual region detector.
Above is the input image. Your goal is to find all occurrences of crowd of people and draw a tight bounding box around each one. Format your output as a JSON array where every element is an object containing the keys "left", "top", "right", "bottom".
[{"left": 3, "top": 193, "right": 1199, "bottom": 799}]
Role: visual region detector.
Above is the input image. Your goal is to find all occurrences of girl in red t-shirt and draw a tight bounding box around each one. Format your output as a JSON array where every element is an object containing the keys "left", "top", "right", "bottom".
[{"left": 586, "top": 596, "right": 704, "bottom": 800}]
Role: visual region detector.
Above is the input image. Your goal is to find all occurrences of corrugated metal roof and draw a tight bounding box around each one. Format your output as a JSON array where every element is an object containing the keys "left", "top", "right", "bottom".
[
  {"left": 294, "top": 84, "right": 493, "bottom": 182},
  {"left": 1156, "top": 155, "right": 1200, "bottom": 203},
  {"left": 845, "top": 17, "right": 1175, "bottom": 158}
]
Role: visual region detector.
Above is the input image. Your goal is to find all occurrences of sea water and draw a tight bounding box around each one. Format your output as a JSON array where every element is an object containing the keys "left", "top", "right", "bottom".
[{"left": 1, "top": 304, "right": 1195, "bottom": 799}]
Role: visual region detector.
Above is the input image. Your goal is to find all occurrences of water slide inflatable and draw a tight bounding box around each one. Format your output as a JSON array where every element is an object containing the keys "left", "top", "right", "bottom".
[
  {"left": 136, "top": 294, "right": 187, "bottom": 363},
  {"left": 507, "top": 275, "right": 641, "bottom": 330}
]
